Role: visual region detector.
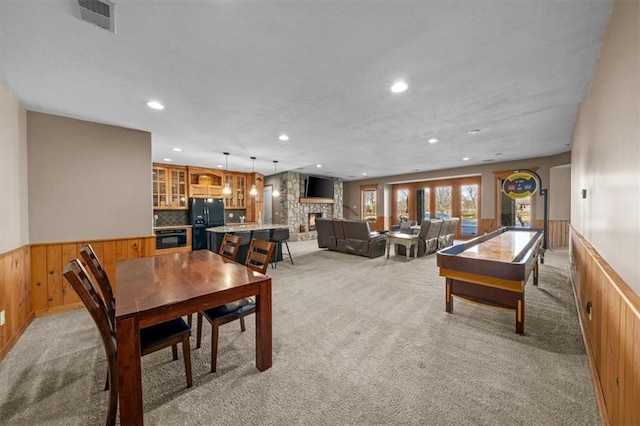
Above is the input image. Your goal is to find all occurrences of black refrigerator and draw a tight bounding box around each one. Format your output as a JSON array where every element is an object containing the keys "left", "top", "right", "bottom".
[{"left": 189, "top": 198, "right": 225, "bottom": 250}]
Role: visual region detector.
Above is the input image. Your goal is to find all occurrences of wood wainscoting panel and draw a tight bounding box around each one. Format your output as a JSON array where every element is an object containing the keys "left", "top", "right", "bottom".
[
  {"left": 0, "top": 245, "right": 34, "bottom": 361},
  {"left": 30, "top": 236, "right": 155, "bottom": 317},
  {"left": 570, "top": 227, "right": 640, "bottom": 426}
]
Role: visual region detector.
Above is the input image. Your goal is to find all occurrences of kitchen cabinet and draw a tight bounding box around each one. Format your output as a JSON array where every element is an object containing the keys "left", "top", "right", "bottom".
[
  {"left": 188, "top": 166, "right": 223, "bottom": 198},
  {"left": 153, "top": 164, "right": 187, "bottom": 209},
  {"left": 223, "top": 173, "right": 246, "bottom": 209}
]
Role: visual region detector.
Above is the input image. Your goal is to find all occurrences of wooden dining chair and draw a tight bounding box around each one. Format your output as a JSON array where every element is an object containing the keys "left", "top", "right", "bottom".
[
  {"left": 218, "top": 233, "right": 242, "bottom": 261},
  {"left": 78, "top": 245, "right": 193, "bottom": 389},
  {"left": 196, "top": 238, "right": 275, "bottom": 372},
  {"left": 63, "top": 259, "right": 118, "bottom": 426}
]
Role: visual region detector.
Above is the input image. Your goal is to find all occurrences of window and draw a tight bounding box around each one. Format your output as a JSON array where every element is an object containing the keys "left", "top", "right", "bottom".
[
  {"left": 422, "top": 188, "right": 431, "bottom": 220},
  {"left": 361, "top": 186, "right": 377, "bottom": 221},
  {"left": 460, "top": 184, "right": 478, "bottom": 235},
  {"left": 397, "top": 188, "right": 409, "bottom": 221},
  {"left": 391, "top": 176, "right": 481, "bottom": 239},
  {"left": 435, "top": 186, "right": 452, "bottom": 219}
]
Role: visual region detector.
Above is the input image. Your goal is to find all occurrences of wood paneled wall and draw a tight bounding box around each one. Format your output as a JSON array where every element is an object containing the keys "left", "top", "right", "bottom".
[
  {"left": 30, "top": 236, "right": 155, "bottom": 317},
  {"left": 570, "top": 228, "right": 639, "bottom": 426},
  {"left": 0, "top": 245, "right": 33, "bottom": 361}
]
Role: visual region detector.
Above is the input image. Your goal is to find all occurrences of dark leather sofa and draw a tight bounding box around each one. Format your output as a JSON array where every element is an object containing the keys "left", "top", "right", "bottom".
[
  {"left": 438, "top": 217, "right": 460, "bottom": 249},
  {"left": 316, "top": 218, "right": 386, "bottom": 258},
  {"left": 394, "top": 217, "right": 461, "bottom": 258}
]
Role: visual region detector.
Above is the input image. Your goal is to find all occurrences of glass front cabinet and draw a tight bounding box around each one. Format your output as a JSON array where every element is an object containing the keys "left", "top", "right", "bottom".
[
  {"left": 224, "top": 173, "right": 246, "bottom": 209},
  {"left": 153, "top": 164, "right": 187, "bottom": 209}
]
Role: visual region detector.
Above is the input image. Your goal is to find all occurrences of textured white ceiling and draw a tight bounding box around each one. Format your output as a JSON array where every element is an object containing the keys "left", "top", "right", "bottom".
[{"left": 0, "top": 1, "right": 612, "bottom": 180}]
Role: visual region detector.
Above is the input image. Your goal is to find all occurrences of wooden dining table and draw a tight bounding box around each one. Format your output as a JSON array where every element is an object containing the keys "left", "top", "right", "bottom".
[{"left": 115, "top": 250, "right": 272, "bottom": 425}]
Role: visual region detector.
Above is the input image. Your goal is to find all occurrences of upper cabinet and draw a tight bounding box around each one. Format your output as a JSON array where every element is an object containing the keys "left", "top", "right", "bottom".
[
  {"left": 188, "top": 166, "right": 223, "bottom": 198},
  {"left": 223, "top": 173, "right": 246, "bottom": 209},
  {"left": 153, "top": 163, "right": 262, "bottom": 219},
  {"left": 153, "top": 164, "right": 187, "bottom": 209}
]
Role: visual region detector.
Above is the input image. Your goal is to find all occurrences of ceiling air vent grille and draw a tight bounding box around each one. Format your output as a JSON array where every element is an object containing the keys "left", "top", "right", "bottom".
[{"left": 78, "top": 0, "right": 115, "bottom": 33}]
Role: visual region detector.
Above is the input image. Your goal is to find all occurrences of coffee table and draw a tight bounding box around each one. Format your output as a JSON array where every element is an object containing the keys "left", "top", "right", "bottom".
[{"left": 386, "top": 233, "right": 420, "bottom": 260}]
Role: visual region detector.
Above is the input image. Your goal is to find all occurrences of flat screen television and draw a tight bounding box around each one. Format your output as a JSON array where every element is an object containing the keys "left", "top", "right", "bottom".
[{"left": 304, "top": 176, "right": 334, "bottom": 199}]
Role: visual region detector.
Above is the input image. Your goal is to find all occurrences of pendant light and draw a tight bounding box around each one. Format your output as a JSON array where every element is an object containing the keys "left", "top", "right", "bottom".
[
  {"left": 249, "top": 156, "right": 258, "bottom": 196},
  {"left": 272, "top": 160, "right": 280, "bottom": 197},
  {"left": 222, "top": 152, "right": 232, "bottom": 195}
]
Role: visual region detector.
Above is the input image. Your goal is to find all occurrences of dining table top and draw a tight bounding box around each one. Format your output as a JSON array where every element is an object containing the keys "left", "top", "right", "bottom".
[{"left": 115, "top": 249, "right": 269, "bottom": 320}]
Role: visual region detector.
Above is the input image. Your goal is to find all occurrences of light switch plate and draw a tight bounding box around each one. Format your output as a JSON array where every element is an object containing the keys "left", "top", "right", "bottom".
[{"left": 0, "top": 310, "right": 5, "bottom": 326}]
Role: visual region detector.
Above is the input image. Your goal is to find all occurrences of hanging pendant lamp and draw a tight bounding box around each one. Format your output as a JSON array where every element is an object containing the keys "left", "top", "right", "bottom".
[
  {"left": 222, "top": 152, "right": 232, "bottom": 195},
  {"left": 249, "top": 156, "right": 258, "bottom": 196},
  {"left": 272, "top": 160, "right": 280, "bottom": 197}
]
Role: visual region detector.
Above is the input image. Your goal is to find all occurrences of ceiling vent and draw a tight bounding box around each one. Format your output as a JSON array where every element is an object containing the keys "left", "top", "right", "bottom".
[{"left": 78, "top": 0, "right": 115, "bottom": 33}]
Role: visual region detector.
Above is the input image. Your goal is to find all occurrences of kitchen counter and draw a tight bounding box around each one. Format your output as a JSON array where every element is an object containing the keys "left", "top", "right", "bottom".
[
  {"left": 206, "top": 223, "right": 292, "bottom": 233},
  {"left": 153, "top": 225, "right": 192, "bottom": 230},
  {"left": 206, "top": 223, "right": 292, "bottom": 264}
]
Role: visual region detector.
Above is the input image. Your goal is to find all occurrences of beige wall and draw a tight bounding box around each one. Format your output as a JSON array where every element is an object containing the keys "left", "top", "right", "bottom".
[
  {"left": 27, "top": 112, "right": 153, "bottom": 243},
  {"left": 571, "top": 0, "right": 639, "bottom": 294},
  {"left": 343, "top": 152, "right": 571, "bottom": 223},
  {"left": 0, "top": 82, "right": 29, "bottom": 253},
  {"left": 549, "top": 166, "right": 571, "bottom": 220}
]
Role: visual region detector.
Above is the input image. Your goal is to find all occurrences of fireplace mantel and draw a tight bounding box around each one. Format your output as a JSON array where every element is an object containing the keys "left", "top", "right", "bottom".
[{"left": 299, "top": 197, "right": 334, "bottom": 204}]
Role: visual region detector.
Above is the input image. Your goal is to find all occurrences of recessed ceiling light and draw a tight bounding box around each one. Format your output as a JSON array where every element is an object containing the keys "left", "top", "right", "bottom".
[
  {"left": 172, "top": 147, "right": 182, "bottom": 152},
  {"left": 483, "top": 159, "right": 494, "bottom": 163},
  {"left": 362, "top": 172, "right": 368, "bottom": 176},
  {"left": 428, "top": 138, "right": 438, "bottom": 144},
  {"left": 467, "top": 129, "right": 481, "bottom": 134},
  {"left": 279, "top": 134, "right": 289, "bottom": 141},
  {"left": 147, "top": 101, "right": 165, "bottom": 110},
  {"left": 163, "top": 158, "right": 172, "bottom": 162},
  {"left": 495, "top": 152, "right": 503, "bottom": 156},
  {"left": 462, "top": 157, "right": 470, "bottom": 161},
  {"left": 316, "top": 164, "right": 322, "bottom": 168},
  {"left": 217, "top": 164, "right": 223, "bottom": 168},
  {"left": 390, "top": 81, "right": 408, "bottom": 93}
]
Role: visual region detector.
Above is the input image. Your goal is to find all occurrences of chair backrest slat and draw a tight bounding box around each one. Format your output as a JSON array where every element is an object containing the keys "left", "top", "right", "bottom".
[{"left": 245, "top": 238, "right": 276, "bottom": 274}]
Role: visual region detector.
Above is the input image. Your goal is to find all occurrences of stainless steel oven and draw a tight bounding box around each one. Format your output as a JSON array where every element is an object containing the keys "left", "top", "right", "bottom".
[{"left": 155, "top": 228, "right": 188, "bottom": 250}]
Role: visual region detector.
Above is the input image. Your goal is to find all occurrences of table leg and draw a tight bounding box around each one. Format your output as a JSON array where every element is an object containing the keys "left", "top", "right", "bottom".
[
  {"left": 116, "top": 316, "right": 143, "bottom": 425},
  {"left": 445, "top": 279, "right": 453, "bottom": 313},
  {"left": 386, "top": 239, "right": 391, "bottom": 258},
  {"left": 516, "top": 298, "right": 525, "bottom": 335},
  {"left": 406, "top": 243, "right": 410, "bottom": 260},
  {"left": 255, "top": 279, "right": 273, "bottom": 371},
  {"left": 533, "top": 256, "right": 539, "bottom": 286}
]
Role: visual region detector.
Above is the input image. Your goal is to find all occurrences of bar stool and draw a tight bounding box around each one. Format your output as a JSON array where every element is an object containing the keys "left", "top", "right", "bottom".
[
  {"left": 270, "top": 228, "right": 293, "bottom": 268},
  {"left": 234, "top": 231, "right": 252, "bottom": 264},
  {"left": 251, "top": 229, "right": 271, "bottom": 241}
]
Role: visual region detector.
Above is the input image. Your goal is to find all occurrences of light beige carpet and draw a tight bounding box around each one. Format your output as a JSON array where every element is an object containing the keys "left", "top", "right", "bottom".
[{"left": 0, "top": 240, "right": 599, "bottom": 425}]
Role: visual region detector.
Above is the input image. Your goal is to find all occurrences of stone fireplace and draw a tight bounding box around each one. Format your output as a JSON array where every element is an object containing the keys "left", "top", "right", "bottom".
[
  {"left": 271, "top": 170, "right": 343, "bottom": 241},
  {"left": 308, "top": 213, "right": 323, "bottom": 231}
]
